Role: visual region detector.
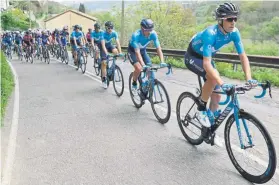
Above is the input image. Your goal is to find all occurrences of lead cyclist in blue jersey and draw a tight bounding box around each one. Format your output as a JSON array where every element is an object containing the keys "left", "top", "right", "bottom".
[
  {"left": 184, "top": 2, "right": 258, "bottom": 129},
  {"left": 128, "top": 18, "right": 166, "bottom": 93}
]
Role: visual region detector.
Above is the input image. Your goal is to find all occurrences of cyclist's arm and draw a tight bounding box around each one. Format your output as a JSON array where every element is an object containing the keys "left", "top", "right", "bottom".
[
  {"left": 152, "top": 32, "right": 164, "bottom": 62},
  {"left": 115, "top": 39, "right": 121, "bottom": 53},
  {"left": 156, "top": 46, "right": 164, "bottom": 63},
  {"left": 232, "top": 30, "right": 252, "bottom": 81},
  {"left": 239, "top": 52, "right": 251, "bottom": 81}
]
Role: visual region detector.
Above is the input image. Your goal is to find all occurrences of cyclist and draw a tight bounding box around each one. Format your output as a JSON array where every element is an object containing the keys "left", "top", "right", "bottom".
[
  {"left": 2, "top": 31, "right": 13, "bottom": 54},
  {"left": 103, "top": 21, "right": 122, "bottom": 55},
  {"left": 128, "top": 18, "right": 166, "bottom": 94},
  {"left": 23, "top": 30, "right": 34, "bottom": 56},
  {"left": 41, "top": 30, "right": 50, "bottom": 58},
  {"left": 100, "top": 21, "right": 124, "bottom": 88},
  {"left": 14, "top": 31, "right": 23, "bottom": 56},
  {"left": 90, "top": 22, "right": 108, "bottom": 88},
  {"left": 60, "top": 26, "right": 69, "bottom": 51},
  {"left": 184, "top": 2, "right": 257, "bottom": 129},
  {"left": 86, "top": 28, "right": 92, "bottom": 43},
  {"left": 70, "top": 25, "right": 85, "bottom": 65}
]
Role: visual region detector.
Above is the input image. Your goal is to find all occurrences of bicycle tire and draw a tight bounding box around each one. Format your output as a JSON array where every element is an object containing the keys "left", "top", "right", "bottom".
[
  {"left": 112, "top": 65, "right": 124, "bottom": 97},
  {"left": 94, "top": 58, "right": 100, "bottom": 76},
  {"left": 46, "top": 50, "right": 50, "bottom": 64},
  {"left": 65, "top": 50, "right": 69, "bottom": 64},
  {"left": 149, "top": 79, "right": 171, "bottom": 124},
  {"left": 129, "top": 72, "right": 144, "bottom": 108},
  {"left": 30, "top": 55, "right": 33, "bottom": 64},
  {"left": 80, "top": 55, "right": 86, "bottom": 74},
  {"left": 176, "top": 92, "right": 203, "bottom": 145},
  {"left": 225, "top": 111, "right": 277, "bottom": 184},
  {"left": 90, "top": 47, "right": 94, "bottom": 58}
]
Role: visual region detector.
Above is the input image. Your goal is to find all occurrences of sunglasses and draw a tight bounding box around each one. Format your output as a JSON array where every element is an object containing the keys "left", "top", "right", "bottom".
[
  {"left": 225, "top": 17, "right": 238, "bottom": 22},
  {"left": 106, "top": 27, "right": 113, "bottom": 30}
]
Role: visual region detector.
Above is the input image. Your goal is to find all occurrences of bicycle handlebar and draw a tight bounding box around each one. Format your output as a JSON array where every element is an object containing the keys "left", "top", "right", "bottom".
[
  {"left": 216, "top": 81, "right": 272, "bottom": 105},
  {"left": 142, "top": 63, "right": 172, "bottom": 76}
]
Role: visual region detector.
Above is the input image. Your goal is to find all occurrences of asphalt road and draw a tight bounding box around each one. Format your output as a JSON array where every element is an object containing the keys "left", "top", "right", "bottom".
[{"left": 1, "top": 52, "right": 279, "bottom": 185}]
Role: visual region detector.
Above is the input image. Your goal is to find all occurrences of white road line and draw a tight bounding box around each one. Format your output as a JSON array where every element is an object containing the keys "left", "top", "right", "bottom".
[
  {"left": 2, "top": 60, "right": 20, "bottom": 185},
  {"left": 53, "top": 58, "right": 279, "bottom": 177}
]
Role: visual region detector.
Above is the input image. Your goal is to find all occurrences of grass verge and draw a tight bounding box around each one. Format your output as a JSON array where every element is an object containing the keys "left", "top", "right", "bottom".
[{"left": 1, "top": 51, "right": 15, "bottom": 125}]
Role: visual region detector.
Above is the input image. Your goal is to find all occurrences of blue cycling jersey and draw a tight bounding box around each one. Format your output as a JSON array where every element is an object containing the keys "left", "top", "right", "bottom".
[
  {"left": 103, "top": 30, "right": 118, "bottom": 45},
  {"left": 15, "top": 35, "right": 23, "bottom": 43},
  {"left": 3, "top": 36, "right": 13, "bottom": 44},
  {"left": 42, "top": 34, "right": 49, "bottom": 45},
  {"left": 190, "top": 24, "right": 244, "bottom": 57},
  {"left": 129, "top": 29, "right": 160, "bottom": 50},
  {"left": 70, "top": 31, "right": 83, "bottom": 41},
  {"left": 60, "top": 31, "right": 69, "bottom": 45},
  {"left": 91, "top": 30, "right": 104, "bottom": 44}
]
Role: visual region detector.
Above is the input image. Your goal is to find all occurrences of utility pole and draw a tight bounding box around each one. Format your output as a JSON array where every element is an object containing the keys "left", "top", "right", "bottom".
[
  {"left": 29, "top": 0, "right": 31, "bottom": 28},
  {"left": 120, "top": 0, "right": 124, "bottom": 45}
]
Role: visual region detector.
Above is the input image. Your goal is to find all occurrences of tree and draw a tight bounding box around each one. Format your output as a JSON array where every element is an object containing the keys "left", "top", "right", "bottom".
[
  {"left": 79, "top": 3, "right": 85, "bottom": 13},
  {"left": 1, "top": 9, "right": 37, "bottom": 30}
]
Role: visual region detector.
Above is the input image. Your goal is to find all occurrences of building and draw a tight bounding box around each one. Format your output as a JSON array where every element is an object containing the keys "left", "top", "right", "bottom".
[
  {"left": 44, "top": 9, "right": 97, "bottom": 32},
  {"left": 0, "top": 0, "right": 9, "bottom": 11}
]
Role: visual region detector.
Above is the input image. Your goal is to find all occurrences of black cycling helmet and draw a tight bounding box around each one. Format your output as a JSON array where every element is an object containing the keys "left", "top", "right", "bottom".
[
  {"left": 94, "top": 23, "right": 101, "bottom": 29},
  {"left": 73, "top": 24, "right": 80, "bottom": 30},
  {"left": 105, "top": 21, "right": 114, "bottom": 29},
  {"left": 215, "top": 2, "right": 239, "bottom": 19},
  {"left": 140, "top": 18, "right": 154, "bottom": 31}
]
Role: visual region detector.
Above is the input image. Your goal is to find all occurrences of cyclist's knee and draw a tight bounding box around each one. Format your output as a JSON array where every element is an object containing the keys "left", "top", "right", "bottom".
[{"left": 134, "top": 63, "right": 142, "bottom": 73}]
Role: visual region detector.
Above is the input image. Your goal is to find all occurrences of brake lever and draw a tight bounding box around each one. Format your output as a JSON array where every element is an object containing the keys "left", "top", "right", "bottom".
[{"left": 166, "top": 64, "right": 172, "bottom": 75}]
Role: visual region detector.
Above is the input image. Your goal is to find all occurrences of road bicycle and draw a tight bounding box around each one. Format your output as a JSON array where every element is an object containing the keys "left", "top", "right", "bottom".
[
  {"left": 129, "top": 62, "right": 172, "bottom": 124},
  {"left": 176, "top": 75, "right": 276, "bottom": 184}
]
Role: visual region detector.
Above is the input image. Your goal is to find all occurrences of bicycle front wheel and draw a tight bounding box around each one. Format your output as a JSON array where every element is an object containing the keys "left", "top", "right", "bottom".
[
  {"left": 80, "top": 55, "right": 86, "bottom": 74},
  {"left": 93, "top": 58, "right": 100, "bottom": 76},
  {"left": 225, "top": 111, "right": 276, "bottom": 184},
  {"left": 112, "top": 65, "right": 124, "bottom": 97},
  {"left": 129, "top": 72, "right": 144, "bottom": 108},
  {"left": 149, "top": 79, "right": 171, "bottom": 124}
]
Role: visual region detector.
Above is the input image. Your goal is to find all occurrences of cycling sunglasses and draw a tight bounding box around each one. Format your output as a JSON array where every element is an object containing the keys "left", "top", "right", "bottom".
[{"left": 225, "top": 17, "right": 238, "bottom": 22}]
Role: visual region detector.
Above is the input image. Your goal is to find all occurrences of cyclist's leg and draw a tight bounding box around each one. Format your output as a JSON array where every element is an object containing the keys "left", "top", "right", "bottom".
[
  {"left": 184, "top": 52, "right": 218, "bottom": 111},
  {"left": 109, "top": 44, "right": 118, "bottom": 55},
  {"left": 100, "top": 43, "right": 107, "bottom": 85},
  {"left": 207, "top": 61, "right": 221, "bottom": 112}
]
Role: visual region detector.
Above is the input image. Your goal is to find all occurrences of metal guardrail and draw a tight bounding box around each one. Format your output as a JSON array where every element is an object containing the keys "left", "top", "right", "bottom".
[{"left": 121, "top": 46, "right": 279, "bottom": 69}]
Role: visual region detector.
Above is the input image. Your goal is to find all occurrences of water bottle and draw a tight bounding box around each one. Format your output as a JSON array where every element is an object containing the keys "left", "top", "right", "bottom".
[
  {"left": 206, "top": 109, "right": 215, "bottom": 125},
  {"left": 141, "top": 77, "right": 148, "bottom": 93}
]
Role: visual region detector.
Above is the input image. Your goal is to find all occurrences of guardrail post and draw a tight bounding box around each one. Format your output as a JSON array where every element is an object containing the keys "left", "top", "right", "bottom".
[{"left": 233, "top": 64, "right": 237, "bottom": 72}]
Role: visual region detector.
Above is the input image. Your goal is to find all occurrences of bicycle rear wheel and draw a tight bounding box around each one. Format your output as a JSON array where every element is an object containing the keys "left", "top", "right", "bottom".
[
  {"left": 112, "top": 65, "right": 124, "bottom": 97},
  {"left": 225, "top": 111, "right": 276, "bottom": 184},
  {"left": 150, "top": 79, "right": 171, "bottom": 124},
  {"left": 176, "top": 92, "right": 203, "bottom": 145}
]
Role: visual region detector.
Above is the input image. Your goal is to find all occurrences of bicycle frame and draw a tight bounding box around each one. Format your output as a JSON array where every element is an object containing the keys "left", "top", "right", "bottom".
[{"left": 197, "top": 75, "right": 271, "bottom": 149}]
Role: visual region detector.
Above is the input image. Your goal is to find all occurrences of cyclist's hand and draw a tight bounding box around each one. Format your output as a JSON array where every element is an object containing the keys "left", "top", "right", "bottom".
[
  {"left": 160, "top": 62, "right": 168, "bottom": 68},
  {"left": 118, "top": 53, "right": 124, "bottom": 57},
  {"left": 247, "top": 79, "right": 258, "bottom": 88},
  {"left": 221, "top": 83, "right": 233, "bottom": 92},
  {"left": 106, "top": 53, "right": 111, "bottom": 59}
]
